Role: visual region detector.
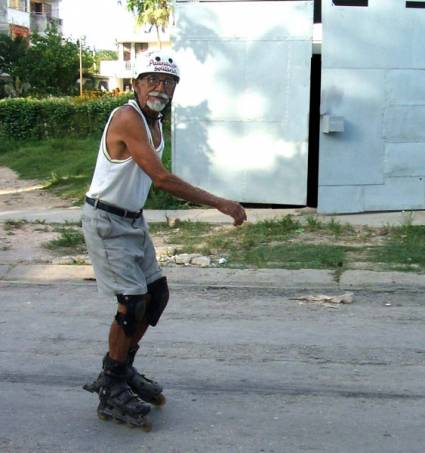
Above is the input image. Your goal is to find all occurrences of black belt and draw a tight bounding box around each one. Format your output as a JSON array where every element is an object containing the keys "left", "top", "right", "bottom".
[{"left": 85, "top": 197, "right": 143, "bottom": 219}]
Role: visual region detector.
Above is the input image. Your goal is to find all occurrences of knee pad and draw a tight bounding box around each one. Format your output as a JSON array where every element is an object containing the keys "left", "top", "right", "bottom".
[
  {"left": 115, "top": 293, "right": 148, "bottom": 337},
  {"left": 146, "top": 277, "right": 169, "bottom": 326}
]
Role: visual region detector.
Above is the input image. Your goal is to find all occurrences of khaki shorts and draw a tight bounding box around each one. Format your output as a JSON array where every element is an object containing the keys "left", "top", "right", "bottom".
[{"left": 82, "top": 203, "right": 162, "bottom": 297}]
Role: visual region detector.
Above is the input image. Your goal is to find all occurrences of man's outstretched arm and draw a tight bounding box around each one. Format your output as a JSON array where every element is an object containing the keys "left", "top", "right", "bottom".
[
  {"left": 153, "top": 171, "right": 247, "bottom": 226},
  {"left": 115, "top": 109, "right": 247, "bottom": 226}
]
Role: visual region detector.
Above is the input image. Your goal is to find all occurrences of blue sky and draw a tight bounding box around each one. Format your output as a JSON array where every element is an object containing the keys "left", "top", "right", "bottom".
[{"left": 60, "top": 0, "right": 135, "bottom": 50}]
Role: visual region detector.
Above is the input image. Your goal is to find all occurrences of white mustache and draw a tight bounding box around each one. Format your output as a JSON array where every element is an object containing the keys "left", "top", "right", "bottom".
[{"left": 148, "top": 91, "right": 170, "bottom": 102}]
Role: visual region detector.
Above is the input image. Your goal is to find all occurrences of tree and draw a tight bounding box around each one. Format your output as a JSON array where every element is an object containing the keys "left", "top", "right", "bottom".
[
  {"left": 0, "top": 35, "right": 27, "bottom": 76},
  {"left": 0, "top": 35, "right": 30, "bottom": 97},
  {"left": 0, "top": 27, "right": 95, "bottom": 98},
  {"left": 21, "top": 26, "right": 94, "bottom": 96},
  {"left": 126, "top": 0, "right": 172, "bottom": 48}
]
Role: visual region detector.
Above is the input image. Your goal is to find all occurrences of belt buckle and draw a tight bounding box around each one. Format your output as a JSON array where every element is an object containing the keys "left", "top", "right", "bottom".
[
  {"left": 123, "top": 209, "right": 128, "bottom": 218},
  {"left": 94, "top": 198, "right": 100, "bottom": 208}
]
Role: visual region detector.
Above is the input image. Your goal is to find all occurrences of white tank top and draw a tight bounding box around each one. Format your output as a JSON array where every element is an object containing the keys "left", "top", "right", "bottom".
[{"left": 86, "top": 99, "right": 164, "bottom": 211}]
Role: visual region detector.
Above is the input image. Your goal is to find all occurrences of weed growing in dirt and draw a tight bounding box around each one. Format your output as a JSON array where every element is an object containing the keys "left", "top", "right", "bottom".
[
  {"left": 45, "top": 226, "right": 86, "bottom": 253},
  {"left": 3, "top": 219, "right": 28, "bottom": 232},
  {"left": 19, "top": 213, "right": 425, "bottom": 273},
  {"left": 146, "top": 215, "right": 425, "bottom": 272},
  {"left": 368, "top": 224, "right": 425, "bottom": 272},
  {"left": 305, "top": 215, "right": 323, "bottom": 231}
]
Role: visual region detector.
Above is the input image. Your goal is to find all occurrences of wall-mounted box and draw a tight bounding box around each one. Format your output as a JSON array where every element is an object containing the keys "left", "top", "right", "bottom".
[{"left": 322, "top": 115, "right": 345, "bottom": 133}]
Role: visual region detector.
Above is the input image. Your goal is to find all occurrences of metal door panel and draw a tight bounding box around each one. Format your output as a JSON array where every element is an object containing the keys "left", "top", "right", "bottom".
[
  {"left": 174, "top": 120, "right": 308, "bottom": 204},
  {"left": 175, "top": 1, "right": 313, "bottom": 40},
  {"left": 173, "top": 1, "right": 313, "bottom": 205},
  {"left": 319, "top": 69, "right": 385, "bottom": 186},
  {"left": 319, "top": 0, "right": 425, "bottom": 213},
  {"left": 322, "top": 1, "right": 425, "bottom": 70},
  {"left": 175, "top": 40, "right": 311, "bottom": 126}
]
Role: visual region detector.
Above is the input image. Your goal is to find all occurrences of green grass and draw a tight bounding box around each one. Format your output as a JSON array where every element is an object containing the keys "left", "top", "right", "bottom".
[
  {"left": 145, "top": 217, "right": 425, "bottom": 272},
  {"left": 3, "top": 219, "right": 28, "bottom": 232},
  {"left": 327, "top": 217, "right": 355, "bottom": 236},
  {"left": 56, "top": 217, "right": 351, "bottom": 270},
  {"left": 368, "top": 224, "right": 425, "bottom": 271},
  {"left": 0, "top": 121, "right": 191, "bottom": 208},
  {"left": 0, "top": 136, "right": 99, "bottom": 203},
  {"left": 45, "top": 226, "right": 87, "bottom": 253},
  {"left": 305, "top": 215, "right": 324, "bottom": 231},
  {"left": 228, "top": 243, "right": 351, "bottom": 270},
  {"left": 148, "top": 217, "right": 358, "bottom": 270},
  {"left": 9, "top": 215, "right": 424, "bottom": 272}
]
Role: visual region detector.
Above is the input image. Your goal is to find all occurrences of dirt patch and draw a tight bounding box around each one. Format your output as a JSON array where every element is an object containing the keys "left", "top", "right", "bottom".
[
  {"left": 0, "top": 167, "right": 72, "bottom": 264},
  {"left": 0, "top": 167, "right": 72, "bottom": 211},
  {"left": 0, "top": 223, "right": 60, "bottom": 265}
]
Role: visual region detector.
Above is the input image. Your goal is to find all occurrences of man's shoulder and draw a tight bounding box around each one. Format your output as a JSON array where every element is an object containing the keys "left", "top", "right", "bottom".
[
  {"left": 108, "top": 104, "right": 149, "bottom": 143},
  {"left": 115, "top": 103, "right": 138, "bottom": 118},
  {"left": 111, "top": 104, "right": 142, "bottom": 127}
]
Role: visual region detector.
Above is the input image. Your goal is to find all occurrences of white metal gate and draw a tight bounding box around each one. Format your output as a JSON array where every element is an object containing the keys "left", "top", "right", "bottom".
[
  {"left": 318, "top": 0, "right": 425, "bottom": 213},
  {"left": 173, "top": 0, "right": 314, "bottom": 205}
]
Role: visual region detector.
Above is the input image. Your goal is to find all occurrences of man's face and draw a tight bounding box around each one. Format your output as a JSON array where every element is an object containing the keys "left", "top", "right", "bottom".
[{"left": 133, "top": 73, "right": 177, "bottom": 114}]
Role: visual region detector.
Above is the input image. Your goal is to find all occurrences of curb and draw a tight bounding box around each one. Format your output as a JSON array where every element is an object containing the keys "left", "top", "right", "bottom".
[
  {"left": 1, "top": 207, "right": 425, "bottom": 226},
  {"left": 1, "top": 264, "right": 424, "bottom": 291}
]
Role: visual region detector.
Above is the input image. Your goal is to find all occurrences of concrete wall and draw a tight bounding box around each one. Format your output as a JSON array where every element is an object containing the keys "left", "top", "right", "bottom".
[{"left": 318, "top": 0, "right": 425, "bottom": 213}]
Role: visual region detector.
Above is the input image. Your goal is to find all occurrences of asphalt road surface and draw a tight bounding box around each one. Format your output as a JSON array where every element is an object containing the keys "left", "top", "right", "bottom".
[{"left": 1, "top": 280, "right": 425, "bottom": 453}]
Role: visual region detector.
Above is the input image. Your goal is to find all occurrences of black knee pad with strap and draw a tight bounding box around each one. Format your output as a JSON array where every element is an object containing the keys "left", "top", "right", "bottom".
[
  {"left": 146, "top": 277, "right": 169, "bottom": 326},
  {"left": 115, "top": 293, "right": 147, "bottom": 337}
]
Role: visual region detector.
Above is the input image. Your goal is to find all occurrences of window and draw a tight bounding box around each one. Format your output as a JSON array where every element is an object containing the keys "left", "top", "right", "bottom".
[
  {"left": 135, "top": 43, "right": 148, "bottom": 56},
  {"left": 44, "top": 2, "right": 52, "bottom": 16},
  {"left": 123, "top": 79, "right": 132, "bottom": 92},
  {"left": 31, "top": 2, "right": 43, "bottom": 14},
  {"left": 123, "top": 43, "right": 132, "bottom": 62}
]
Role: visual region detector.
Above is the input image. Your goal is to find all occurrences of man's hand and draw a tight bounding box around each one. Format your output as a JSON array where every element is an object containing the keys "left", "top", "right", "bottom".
[{"left": 217, "top": 200, "right": 247, "bottom": 226}]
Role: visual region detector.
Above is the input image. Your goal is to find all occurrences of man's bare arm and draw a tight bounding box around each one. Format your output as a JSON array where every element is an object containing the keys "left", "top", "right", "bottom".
[{"left": 111, "top": 107, "right": 247, "bottom": 225}]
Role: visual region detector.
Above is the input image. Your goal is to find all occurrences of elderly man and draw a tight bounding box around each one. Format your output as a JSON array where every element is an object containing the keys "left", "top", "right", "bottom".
[{"left": 82, "top": 50, "right": 247, "bottom": 429}]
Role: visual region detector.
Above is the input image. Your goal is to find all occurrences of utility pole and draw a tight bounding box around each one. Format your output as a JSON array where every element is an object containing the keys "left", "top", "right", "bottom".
[{"left": 79, "top": 37, "right": 83, "bottom": 97}]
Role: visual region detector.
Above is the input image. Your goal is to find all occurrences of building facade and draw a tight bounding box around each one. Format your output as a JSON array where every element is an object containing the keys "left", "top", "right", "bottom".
[
  {"left": 0, "top": 0, "right": 62, "bottom": 38},
  {"left": 99, "top": 30, "right": 171, "bottom": 92}
]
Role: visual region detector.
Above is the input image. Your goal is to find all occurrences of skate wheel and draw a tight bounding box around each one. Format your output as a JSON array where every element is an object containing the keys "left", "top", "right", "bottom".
[
  {"left": 153, "top": 394, "right": 166, "bottom": 407},
  {"left": 142, "top": 419, "right": 153, "bottom": 432},
  {"left": 128, "top": 418, "right": 152, "bottom": 431},
  {"left": 97, "top": 412, "right": 112, "bottom": 422}
]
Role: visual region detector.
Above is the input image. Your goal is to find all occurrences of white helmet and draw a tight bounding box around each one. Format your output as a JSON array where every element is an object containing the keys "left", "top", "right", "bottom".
[{"left": 133, "top": 49, "right": 180, "bottom": 81}]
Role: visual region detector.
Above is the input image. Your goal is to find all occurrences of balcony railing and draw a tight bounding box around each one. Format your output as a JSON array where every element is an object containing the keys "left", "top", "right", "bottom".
[
  {"left": 8, "top": 1, "right": 60, "bottom": 18},
  {"left": 30, "top": 13, "right": 62, "bottom": 32},
  {"left": 7, "top": 7, "right": 30, "bottom": 28},
  {"left": 100, "top": 60, "right": 134, "bottom": 78}
]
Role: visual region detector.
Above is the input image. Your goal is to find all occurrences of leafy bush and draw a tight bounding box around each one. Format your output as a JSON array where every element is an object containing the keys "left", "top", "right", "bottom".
[{"left": 0, "top": 94, "right": 132, "bottom": 141}]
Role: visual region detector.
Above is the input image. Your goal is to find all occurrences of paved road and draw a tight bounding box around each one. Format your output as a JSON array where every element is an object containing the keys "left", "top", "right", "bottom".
[{"left": 1, "top": 279, "right": 425, "bottom": 453}]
